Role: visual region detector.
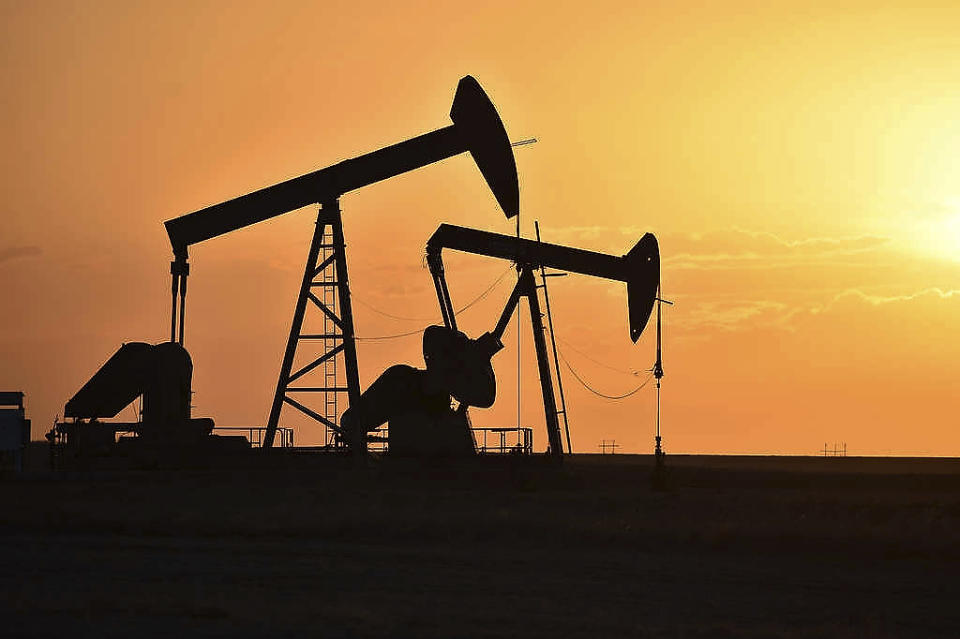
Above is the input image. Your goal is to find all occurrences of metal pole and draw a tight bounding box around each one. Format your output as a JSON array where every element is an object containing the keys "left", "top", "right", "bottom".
[
  {"left": 516, "top": 214, "right": 521, "bottom": 437},
  {"left": 177, "top": 269, "right": 187, "bottom": 345},
  {"left": 432, "top": 272, "right": 453, "bottom": 328},
  {"left": 653, "top": 283, "right": 665, "bottom": 469},
  {"left": 169, "top": 265, "right": 178, "bottom": 343},
  {"left": 535, "top": 221, "right": 572, "bottom": 454},
  {"left": 426, "top": 252, "right": 454, "bottom": 329},
  {"left": 437, "top": 266, "right": 458, "bottom": 331},
  {"left": 170, "top": 259, "right": 189, "bottom": 344},
  {"left": 522, "top": 268, "right": 563, "bottom": 459},
  {"left": 656, "top": 379, "right": 661, "bottom": 448},
  {"left": 517, "top": 293, "right": 521, "bottom": 435}
]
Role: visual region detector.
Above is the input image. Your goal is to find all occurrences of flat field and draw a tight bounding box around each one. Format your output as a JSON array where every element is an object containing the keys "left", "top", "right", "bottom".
[{"left": 2, "top": 450, "right": 959, "bottom": 638}]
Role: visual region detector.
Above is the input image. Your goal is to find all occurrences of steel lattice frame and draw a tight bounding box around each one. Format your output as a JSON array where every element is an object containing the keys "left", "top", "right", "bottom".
[{"left": 264, "top": 199, "right": 361, "bottom": 448}]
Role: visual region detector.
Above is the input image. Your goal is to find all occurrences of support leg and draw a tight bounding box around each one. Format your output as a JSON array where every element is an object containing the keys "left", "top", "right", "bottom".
[
  {"left": 177, "top": 268, "right": 188, "bottom": 345},
  {"left": 264, "top": 202, "right": 337, "bottom": 448},
  {"left": 170, "top": 265, "right": 178, "bottom": 343},
  {"left": 169, "top": 258, "right": 189, "bottom": 344},
  {"left": 329, "top": 201, "right": 363, "bottom": 450},
  {"left": 522, "top": 269, "right": 564, "bottom": 458},
  {"left": 427, "top": 252, "right": 456, "bottom": 330}
]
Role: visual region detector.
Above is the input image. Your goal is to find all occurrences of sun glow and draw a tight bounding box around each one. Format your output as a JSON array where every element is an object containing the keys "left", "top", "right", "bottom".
[
  {"left": 904, "top": 201, "right": 960, "bottom": 263},
  {"left": 930, "top": 212, "right": 960, "bottom": 261}
]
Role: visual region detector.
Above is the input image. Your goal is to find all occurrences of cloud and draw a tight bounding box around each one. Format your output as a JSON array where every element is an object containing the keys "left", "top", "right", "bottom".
[
  {"left": 825, "top": 287, "right": 959, "bottom": 308},
  {"left": 661, "top": 228, "right": 891, "bottom": 270},
  {"left": 782, "top": 285, "right": 960, "bottom": 373},
  {"left": 672, "top": 287, "right": 960, "bottom": 337},
  {"left": 0, "top": 245, "right": 42, "bottom": 264},
  {"left": 803, "top": 287, "right": 960, "bottom": 323},
  {"left": 671, "top": 299, "right": 790, "bottom": 333},
  {"left": 667, "top": 300, "right": 809, "bottom": 340}
]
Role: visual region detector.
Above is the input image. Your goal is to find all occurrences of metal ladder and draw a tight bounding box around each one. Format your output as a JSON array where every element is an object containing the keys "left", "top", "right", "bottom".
[{"left": 320, "top": 225, "right": 340, "bottom": 447}]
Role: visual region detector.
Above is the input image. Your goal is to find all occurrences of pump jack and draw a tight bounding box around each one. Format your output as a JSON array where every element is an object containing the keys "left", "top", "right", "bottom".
[
  {"left": 339, "top": 224, "right": 660, "bottom": 459},
  {"left": 162, "top": 76, "right": 520, "bottom": 448}
]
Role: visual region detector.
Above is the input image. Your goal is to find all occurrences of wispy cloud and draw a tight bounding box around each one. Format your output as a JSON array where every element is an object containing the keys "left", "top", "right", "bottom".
[
  {"left": 673, "top": 287, "right": 960, "bottom": 335},
  {"left": 817, "top": 287, "right": 960, "bottom": 311},
  {"left": 671, "top": 299, "right": 792, "bottom": 332},
  {"left": 662, "top": 228, "right": 891, "bottom": 270}
]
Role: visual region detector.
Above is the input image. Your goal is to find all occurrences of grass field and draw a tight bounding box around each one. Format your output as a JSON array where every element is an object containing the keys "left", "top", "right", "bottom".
[{"left": 2, "top": 448, "right": 959, "bottom": 637}]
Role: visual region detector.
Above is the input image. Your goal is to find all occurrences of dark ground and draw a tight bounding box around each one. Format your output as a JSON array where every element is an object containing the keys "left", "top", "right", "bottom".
[{"left": 2, "top": 446, "right": 959, "bottom": 638}]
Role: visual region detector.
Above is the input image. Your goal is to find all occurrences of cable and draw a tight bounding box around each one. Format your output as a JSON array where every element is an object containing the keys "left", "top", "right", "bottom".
[
  {"left": 555, "top": 336, "right": 645, "bottom": 377},
  {"left": 452, "top": 266, "right": 514, "bottom": 314},
  {"left": 356, "top": 274, "right": 653, "bottom": 399},
  {"left": 355, "top": 326, "right": 427, "bottom": 342},
  {"left": 351, "top": 265, "right": 513, "bottom": 323},
  {"left": 352, "top": 297, "right": 435, "bottom": 322},
  {"left": 353, "top": 266, "right": 514, "bottom": 341},
  {"left": 558, "top": 347, "right": 653, "bottom": 400}
]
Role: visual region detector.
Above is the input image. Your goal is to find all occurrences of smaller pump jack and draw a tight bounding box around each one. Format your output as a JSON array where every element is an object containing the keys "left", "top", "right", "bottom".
[{"left": 340, "top": 224, "right": 660, "bottom": 459}]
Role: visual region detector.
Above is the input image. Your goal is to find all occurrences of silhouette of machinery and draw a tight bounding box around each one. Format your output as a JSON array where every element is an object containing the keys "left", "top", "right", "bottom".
[
  {"left": 52, "top": 75, "right": 660, "bottom": 462},
  {"left": 340, "top": 224, "right": 660, "bottom": 458},
  {"left": 51, "top": 342, "right": 246, "bottom": 463},
  {"left": 160, "top": 76, "right": 520, "bottom": 449}
]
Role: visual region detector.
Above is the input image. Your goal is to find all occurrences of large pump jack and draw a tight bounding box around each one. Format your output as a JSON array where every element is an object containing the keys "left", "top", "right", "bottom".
[
  {"left": 162, "top": 76, "right": 520, "bottom": 448},
  {"left": 339, "top": 224, "right": 660, "bottom": 459}
]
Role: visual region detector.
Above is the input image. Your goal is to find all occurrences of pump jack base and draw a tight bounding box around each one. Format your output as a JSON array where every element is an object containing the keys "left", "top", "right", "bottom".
[{"left": 50, "top": 433, "right": 253, "bottom": 472}]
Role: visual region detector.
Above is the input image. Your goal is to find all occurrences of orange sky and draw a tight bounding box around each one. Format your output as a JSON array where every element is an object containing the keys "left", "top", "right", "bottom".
[{"left": 2, "top": 1, "right": 958, "bottom": 455}]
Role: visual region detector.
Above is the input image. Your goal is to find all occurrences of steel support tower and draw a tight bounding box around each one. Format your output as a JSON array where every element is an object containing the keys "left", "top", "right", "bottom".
[{"left": 264, "top": 199, "right": 362, "bottom": 448}]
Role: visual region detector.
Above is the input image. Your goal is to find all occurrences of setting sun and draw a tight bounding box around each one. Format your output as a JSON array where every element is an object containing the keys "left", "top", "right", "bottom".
[{"left": 924, "top": 209, "right": 960, "bottom": 262}]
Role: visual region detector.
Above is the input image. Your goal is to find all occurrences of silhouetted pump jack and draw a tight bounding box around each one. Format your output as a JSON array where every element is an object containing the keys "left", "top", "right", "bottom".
[
  {"left": 339, "top": 225, "right": 660, "bottom": 458},
  {"left": 51, "top": 342, "right": 246, "bottom": 462},
  {"left": 162, "top": 76, "right": 520, "bottom": 448}
]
